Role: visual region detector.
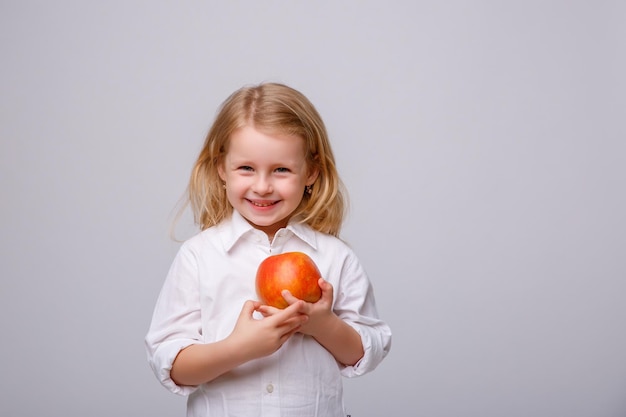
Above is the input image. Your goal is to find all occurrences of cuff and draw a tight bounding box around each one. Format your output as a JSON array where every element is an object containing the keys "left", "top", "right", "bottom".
[
  {"left": 340, "top": 322, "right": 391, "bottom": 378},
  {"left": 148, "top": 339, "right": 200, "bottom": 396}
]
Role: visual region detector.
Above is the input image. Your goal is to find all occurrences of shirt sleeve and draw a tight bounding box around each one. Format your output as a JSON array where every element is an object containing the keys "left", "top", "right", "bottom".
[
  {"left": 144, "top": 242, "right": 203, "bottom": 396},
  {"left": 333, "top": 252, "right": 392, "bottom": 378}
]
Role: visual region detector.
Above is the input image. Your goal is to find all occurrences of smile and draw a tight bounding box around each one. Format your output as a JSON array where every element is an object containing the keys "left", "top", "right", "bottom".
[{"left": 248, "top": 199, "right": 278, "bottom": 207}]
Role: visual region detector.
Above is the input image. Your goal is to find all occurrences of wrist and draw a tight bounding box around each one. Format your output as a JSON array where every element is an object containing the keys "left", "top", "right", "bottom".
[
  {"left": 310, "top": 310, "right": 340, "bottom": 339},
  {"left": 223, "top": 334, "right": 257, "bottom": 364}
]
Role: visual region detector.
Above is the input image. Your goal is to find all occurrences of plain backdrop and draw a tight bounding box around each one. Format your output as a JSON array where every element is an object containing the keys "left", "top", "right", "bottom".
[{"left": 1, "top": 1, "right": 625, "bottom": 416}]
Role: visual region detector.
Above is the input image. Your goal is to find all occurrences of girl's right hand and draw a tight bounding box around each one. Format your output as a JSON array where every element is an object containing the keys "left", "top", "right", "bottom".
[{"left": 227, "top": 299, "right": 309, "bottom": 360}]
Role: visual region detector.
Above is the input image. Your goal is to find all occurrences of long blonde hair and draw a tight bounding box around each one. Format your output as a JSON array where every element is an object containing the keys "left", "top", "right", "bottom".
[{"left": 186, "top": 82, "right": 347, "bottom": 237}]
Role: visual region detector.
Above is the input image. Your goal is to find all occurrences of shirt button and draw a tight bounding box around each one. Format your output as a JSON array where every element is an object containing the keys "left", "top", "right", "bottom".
[{"left": 266, "top": 383, "right": 274, "bottom": 393}]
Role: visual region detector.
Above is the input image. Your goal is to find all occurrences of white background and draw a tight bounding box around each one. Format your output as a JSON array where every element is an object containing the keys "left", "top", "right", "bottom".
[{"left": 1, "top": 1, "right": 625, "bottom": 416}]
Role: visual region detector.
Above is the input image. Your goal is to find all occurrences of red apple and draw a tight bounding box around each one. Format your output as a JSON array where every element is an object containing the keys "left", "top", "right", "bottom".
[{"left": 256, "top": 251, "right": 322, "bottom": 309}]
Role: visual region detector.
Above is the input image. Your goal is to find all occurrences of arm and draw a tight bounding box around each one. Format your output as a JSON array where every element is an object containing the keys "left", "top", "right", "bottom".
[
  {"left": 307, "top": 304, "right": 364, "bottom": 367},
  {"left": 171, "top": 299, "right": 308, "bottom": 386}
]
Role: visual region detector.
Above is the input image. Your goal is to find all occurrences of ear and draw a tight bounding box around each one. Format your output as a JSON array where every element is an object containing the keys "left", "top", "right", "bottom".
[
  {"left": 306, "top": 165, "right": 320, "bottom": 186},
  {"left": 217, "top": 160, "right": 226, "bottom": 182}
]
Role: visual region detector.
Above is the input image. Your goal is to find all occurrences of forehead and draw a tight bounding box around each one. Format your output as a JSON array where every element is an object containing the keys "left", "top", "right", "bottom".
[{"left": 226, "top": 125, "right": 307, "bottom": 161}]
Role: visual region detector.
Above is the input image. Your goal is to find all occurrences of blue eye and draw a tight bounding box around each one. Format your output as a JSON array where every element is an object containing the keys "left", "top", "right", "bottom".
[
  {"left": 275, "top": 167, "right": 290, "bottom": 173},
  {"left": 238, "top": 166, "right": 254, "bottom": 171}
]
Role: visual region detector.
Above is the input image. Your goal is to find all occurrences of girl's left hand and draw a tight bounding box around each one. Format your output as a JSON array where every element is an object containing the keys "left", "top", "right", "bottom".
[{"left": 257, "top": 278, "right": 335, "bottom": 339}]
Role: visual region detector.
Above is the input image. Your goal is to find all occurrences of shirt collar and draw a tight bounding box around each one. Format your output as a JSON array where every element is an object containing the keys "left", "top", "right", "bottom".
[{"left": 218, "top": 210, "right": 318, "bottom": 252}]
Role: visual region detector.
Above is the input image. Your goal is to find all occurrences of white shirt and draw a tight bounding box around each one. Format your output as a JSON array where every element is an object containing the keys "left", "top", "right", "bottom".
[{"left": 145, "top": 210, "right": 392, "bottom": 417}]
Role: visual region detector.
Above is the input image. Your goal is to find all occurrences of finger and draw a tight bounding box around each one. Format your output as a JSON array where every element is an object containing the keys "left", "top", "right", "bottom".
[
  {"left": 257, "top": 304, "right": 281, "bottom": 317},
  {"left": 319, "top": 277, "right": 332, "bottom": 292},
  {"left": 281, "top": 299, "right": 306, "bottom": 316},
  {"left": 278, "top": 315, "right": 308, "bottom": 336},
  {"left": 279, "top": 325, "right": 303, "bottom": 344},
  {"left": 319, "top": 278, "right": 334, "bottom": 301},
  {"left": 273, "top": 306, "right": 308, "bottom": 330},
  {"left": 281, "top": 289, "right": 301, "bottom": 305},
  {"left": 240, "top": 300, "right": 257, "bottom": 318},
  {"left": 260, "top": 301, "right": 305, "bottom": 322},
  {"left": 284, "top": 313, "right": 308, "bottom": 327}
]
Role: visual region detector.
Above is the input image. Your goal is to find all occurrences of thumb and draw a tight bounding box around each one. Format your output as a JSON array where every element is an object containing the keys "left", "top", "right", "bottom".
[
  {"left": 240, "top": 300, "right": 259, "bottom": 318},
  {"left": 319, "top": 277, "right": 333, "bottom": 293},
  {"left": 319, "top": 278, "right": 334, "bottom": 301}
]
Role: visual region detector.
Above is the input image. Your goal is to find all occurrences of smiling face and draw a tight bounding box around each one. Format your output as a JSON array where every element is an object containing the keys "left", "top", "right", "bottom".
[{"left": 218, "top": 125, "right": 319, "bottom": 239}]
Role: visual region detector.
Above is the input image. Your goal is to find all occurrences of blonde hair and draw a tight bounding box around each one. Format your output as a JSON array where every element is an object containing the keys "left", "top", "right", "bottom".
[{"left": 186, "top": 82, "right": 347, "bottom": 237}]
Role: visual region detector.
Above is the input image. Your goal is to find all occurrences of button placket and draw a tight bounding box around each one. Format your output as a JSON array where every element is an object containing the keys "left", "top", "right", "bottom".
[{"left": 260, "top": 352, "right": 280, "bottom": 414}]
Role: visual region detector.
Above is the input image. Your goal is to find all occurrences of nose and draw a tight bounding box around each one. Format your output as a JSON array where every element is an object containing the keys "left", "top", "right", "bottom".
[{"left": 252, "top": 174, "right": 273, "bottom": 195}]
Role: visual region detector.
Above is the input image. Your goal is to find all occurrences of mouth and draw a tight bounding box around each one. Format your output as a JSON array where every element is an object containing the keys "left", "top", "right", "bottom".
[{"left": 247, "top": 199, "right": 279, "bottom": 207}]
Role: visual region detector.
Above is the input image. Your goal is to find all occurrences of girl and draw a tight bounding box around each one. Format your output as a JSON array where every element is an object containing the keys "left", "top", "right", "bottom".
[{"left": 145, "top": 82, "right": 391, "bottom": 417}]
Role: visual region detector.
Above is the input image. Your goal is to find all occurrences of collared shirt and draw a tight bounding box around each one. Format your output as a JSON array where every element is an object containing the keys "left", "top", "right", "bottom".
[{"left": 145, "top": 210, "right": 392, "bottom": 417}]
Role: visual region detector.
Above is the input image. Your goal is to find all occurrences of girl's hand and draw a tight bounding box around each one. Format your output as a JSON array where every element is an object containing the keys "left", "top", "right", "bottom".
[
  {"left": 170, "top": 300, "right": 309, "bottom": 386},
  {"left": 258, "top": 278, "right": 335, "bottom": 339},
  {"left": 257, "top": 278, "right": 364, "bottom": 367},
  {"left": 227, "top": 299, "right": 308, "bottom": 360}
]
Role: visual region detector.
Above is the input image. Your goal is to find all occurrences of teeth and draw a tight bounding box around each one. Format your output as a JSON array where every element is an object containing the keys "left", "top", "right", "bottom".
[{"left": 252, "top": 201, "right": 274, "bottom": 207}]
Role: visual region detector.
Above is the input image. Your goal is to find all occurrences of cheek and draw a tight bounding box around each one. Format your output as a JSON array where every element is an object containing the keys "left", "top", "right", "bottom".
[
  {"left": 226, "top": 177, "right": 246, "bottom": 193},
  {"left": 284, "top": 179, "right": 307, "bottom": 197}
]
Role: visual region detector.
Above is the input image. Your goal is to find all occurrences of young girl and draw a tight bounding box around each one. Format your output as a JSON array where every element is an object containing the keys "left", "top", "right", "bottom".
[{"left": 145, "top": 82, "right": 391, "bottom": 417}]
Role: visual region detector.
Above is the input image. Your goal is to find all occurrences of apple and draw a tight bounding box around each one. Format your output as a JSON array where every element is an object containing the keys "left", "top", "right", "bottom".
[{"left": 256, "top": 251, "right": 322, "bottom": 309}]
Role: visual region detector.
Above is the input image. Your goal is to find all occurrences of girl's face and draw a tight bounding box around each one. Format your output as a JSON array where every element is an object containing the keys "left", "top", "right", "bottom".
[{"left": 218, "top": 125, "right": 318, "bottom": 239}]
